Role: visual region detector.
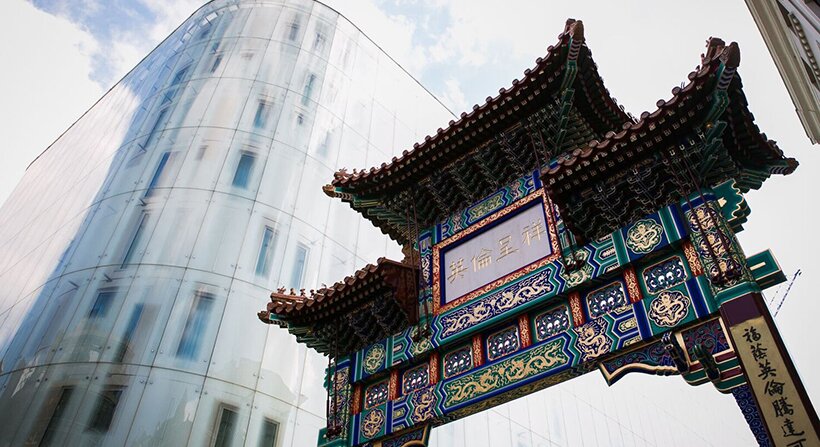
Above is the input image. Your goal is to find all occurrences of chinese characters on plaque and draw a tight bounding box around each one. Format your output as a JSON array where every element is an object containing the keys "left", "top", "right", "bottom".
[
  {"left": 441, "top": 203, "right": 552, "bottom": 304},
  {"left": 731, "top": 317, "right": 819, "bottom": 447}
]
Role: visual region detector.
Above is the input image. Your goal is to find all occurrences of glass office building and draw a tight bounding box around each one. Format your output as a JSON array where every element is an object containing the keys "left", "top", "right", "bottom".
[{"left": 0, "top": 0, "right": 755, "bottom": 445}]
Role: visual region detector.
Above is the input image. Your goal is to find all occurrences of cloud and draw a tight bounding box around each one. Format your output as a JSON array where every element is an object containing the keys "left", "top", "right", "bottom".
[
  {"left": 323, "top": 0, "right": 430, "bottom": 73},
  {"left": 0, "top": 0, "right": 105, "bottom": 208},
  {"left": 96, "top": 0, "right": 204, "bottom": 86},
  {"left": 438, "top": 78, "right": 468, "bottom": 114},
  {"left": 138, "top": 0, "right": 204, "bottom": 43}
]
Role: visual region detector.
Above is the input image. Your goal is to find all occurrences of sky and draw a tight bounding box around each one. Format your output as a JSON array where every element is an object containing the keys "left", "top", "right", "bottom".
[{"left": 2, "top": 0, "right": 818, "bottom": 431}]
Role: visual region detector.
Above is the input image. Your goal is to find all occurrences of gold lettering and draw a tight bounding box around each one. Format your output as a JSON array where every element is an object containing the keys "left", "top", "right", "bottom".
[
  {"left": 472, "top": 248, "right": 492, "bottom": 272},
  {"left": 448, "top": 258, "right": 467, "bottom": 283},
  {"left": 498, "top": 235, "right": 518, "bottom": 261},
  {"left": 522, "top": 220, "right": 547, "bottom": 246}
]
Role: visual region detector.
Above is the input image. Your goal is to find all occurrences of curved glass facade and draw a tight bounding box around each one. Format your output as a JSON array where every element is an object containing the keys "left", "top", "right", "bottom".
[
  {"left": 0, "top": 1, "right": 451, "bottom": 445},
  {"left": 0, "top": 1, "right": 756, "bottom": 446}
]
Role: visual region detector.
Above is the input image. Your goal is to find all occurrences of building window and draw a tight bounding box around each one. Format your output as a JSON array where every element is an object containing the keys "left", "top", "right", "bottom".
[
  {"left": 364, "top": 381, "right": 389, "bottom": 409},
  {"left": 287, "top": 20, "right": 300, "bottom": 41},
  {"left": 210, "top": 54, "right": 224, "bottom": 73},
  {"left": 122, "top": 213, "right": 149, "bottom": 268},
  {"left": 259, "top": 418, "right": 279, "bottom": 447},
  {"left": 642, "top": 256, "right": 687, "bottom": 294},
  {"left": 534, "top": 306, "right": 570, "bottom": 341},
  {"left": 143, "top": 108, "right": 168, "bottom": 149},
  {"left": 213, "top": 405, "right": 238, "bottom": 447},
  {"left": 146, "top": 151, "right": 174, "bottom": 195},
  {"left": 176, "top": 291, "right": 215, "bottom": 360},
  {"left": 402, "top": 364, "right": 429, "bottom": 395},
  {"left": 313, "top": 28, "right": 327, "bottom": 51},
  {"left": 443, "top": 347, "right": 472, "bottom": 379},
  {"left": 232, "top": 152, "right": 256, "bottom": 189},
  {"left": 253, "top": 100, "right": 270, "bottom": 129},
  {"left": 89, "top": 289, "right": 117, "bottom": 319},
  {"left": 487, "top": 326, "right": 520, "bottom": 361},
  {"left": 302, "top": 74, "right": 317, "bottom": 105},
  {"left": 86, "top": 386, "right": 124, "bottom": 433},
  {"left": 586, "top": 282, "right": 627, "bottom": 318},
  {"left": 171, "top": 64, "right": 191, "bottom": 86},
  {"left": 316, "top": 131, "right": 331, "bottom": 158},
  {"left": 115, "top": 304, "right": 145, "bottom": 362},
  {"left": 196, "top": 144, "right": 209, "bottom": 160},
  {"left": 208, "top": 42, "right": 223, "bottom": 73},
  {"left": 198, "top": 22, "right": 213, "bottom": 40},
  {"left": 40, "top": 387, "right": 74, "bottom": 446},
  {"left": 290, "top": 243, "right": 309, "bottom": 288},
  {"left": 255, "top": 226, "right": 278, "bottom": 277}
]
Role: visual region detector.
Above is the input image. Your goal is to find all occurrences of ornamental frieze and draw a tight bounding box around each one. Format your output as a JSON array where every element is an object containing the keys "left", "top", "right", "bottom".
[
  {"left": 441, "top": 337, "right": 569, "bottom": 408},
  {"left": 436, "top": 265, "right": 557, "bottom": 339}
]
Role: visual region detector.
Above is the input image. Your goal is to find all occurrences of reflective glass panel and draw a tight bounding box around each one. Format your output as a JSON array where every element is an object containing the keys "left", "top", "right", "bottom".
[{"left": 176, "top": 291, "right": 215, "bottom": 360}]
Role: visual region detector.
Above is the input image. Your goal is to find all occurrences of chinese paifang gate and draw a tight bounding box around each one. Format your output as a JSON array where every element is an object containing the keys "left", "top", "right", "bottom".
[{"left": 257, "top": 19, "right": 819, "bottom": 447}]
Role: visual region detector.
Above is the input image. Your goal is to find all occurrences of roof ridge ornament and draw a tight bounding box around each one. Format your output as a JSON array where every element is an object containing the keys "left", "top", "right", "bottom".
[{"left": 566, "top": 19, "right": 585, "bottom": 45}]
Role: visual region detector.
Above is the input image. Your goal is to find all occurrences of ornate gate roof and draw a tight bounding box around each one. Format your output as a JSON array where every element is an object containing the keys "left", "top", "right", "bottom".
[
  {"left": 258, "top": 258, "right": 418, "bottom": 355},
  {"left": 323, "top": 21, "right": 796, "bottom": 244}
]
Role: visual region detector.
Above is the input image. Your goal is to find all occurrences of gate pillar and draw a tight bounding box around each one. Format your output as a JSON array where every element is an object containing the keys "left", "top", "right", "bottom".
[{"left": 721, "top": 293, "right": 819, "bottom": 446}]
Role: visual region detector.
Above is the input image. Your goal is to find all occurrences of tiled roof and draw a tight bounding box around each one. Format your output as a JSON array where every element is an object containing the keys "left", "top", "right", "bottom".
[
  {"left": 544, "top": 39, "right": 795, "bottom": 180},
  {"left": 264, "top": 258, "right": 408, "bottom": 316},
  {"left": 328, "top": 19, "right": 630, "bottom": 196},
  {"left": 258, "top": 258, "right": 419, "bottom": 355}
]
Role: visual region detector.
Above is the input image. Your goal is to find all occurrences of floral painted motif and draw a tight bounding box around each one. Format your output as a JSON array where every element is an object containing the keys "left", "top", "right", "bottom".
[
  {"left": 625, "top": 218, "right": 663, "bottom": 254},
  {"left": 468, "top": 193, "right": 505, "bottom": 222},
  {"left": 647, "top": 290, "right": 690, "bottom": 327},
  {"left": 685, "top": 203, "right": 749, "bottom": 291}
]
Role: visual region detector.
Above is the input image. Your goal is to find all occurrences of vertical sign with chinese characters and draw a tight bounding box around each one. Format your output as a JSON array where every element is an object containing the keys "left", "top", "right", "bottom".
[
  {"left": 440, "top": 201, "right": 553, "bottom": 305},
  {"left": 730, "top": 316, "right": 820, "bottom": 447}
]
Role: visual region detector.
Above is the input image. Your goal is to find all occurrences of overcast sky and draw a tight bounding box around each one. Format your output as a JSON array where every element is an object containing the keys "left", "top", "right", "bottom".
[{"left": 2, "top": 0, "right": 817, "bottom": 426}]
